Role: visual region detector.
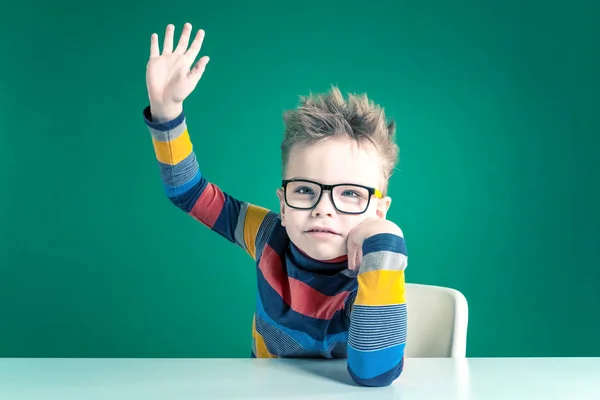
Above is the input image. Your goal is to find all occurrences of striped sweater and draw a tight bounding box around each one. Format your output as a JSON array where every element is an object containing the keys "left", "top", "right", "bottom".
[{"left": 142, "top": 106, "right": 409, "bottom": 387}]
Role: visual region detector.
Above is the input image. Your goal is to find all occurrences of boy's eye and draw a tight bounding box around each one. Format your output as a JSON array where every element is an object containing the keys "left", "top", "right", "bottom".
[
  {"left": 341, "top": 190, "right": 361, "bottom": 197},
  {"left": 295, "top": 186, "right": 315, "bottom": 195}
]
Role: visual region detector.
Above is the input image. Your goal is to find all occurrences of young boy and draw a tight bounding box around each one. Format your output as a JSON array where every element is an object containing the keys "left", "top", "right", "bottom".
[{"left": 142, "top": 23, "right": 408, "bottom": 387}]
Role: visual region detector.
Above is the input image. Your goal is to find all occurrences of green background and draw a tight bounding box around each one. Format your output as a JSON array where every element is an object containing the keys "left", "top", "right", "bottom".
[{"left": 1, "top": 0, "right": 598, "bottom": 358}]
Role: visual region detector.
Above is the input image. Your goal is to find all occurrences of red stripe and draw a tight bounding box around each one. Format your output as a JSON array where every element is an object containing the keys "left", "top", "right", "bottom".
[
  {"left": 189, "top": 182, "right": 225, "bottom": 228},
  {"left": 259, "top": 244, "right": 349, "bottom": 320},
  {"left": 324, "top": 255, "right": 348, "bottom": 263}
]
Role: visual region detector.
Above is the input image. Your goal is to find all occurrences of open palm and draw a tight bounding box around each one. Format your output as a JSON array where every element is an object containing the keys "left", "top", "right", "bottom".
[{"left": 146, "top": 23, "right": 209, "bottom": 118}]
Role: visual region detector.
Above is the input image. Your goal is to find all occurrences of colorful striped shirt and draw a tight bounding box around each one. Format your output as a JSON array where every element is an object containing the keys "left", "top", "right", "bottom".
[{"left": 142, "top": 105, "right": 409, "bottom": 387}]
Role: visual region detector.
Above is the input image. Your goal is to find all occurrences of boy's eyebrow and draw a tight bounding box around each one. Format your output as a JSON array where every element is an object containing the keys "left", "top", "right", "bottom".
[{"left": 286, "top": 177, "right": 379, "bottom": 188}]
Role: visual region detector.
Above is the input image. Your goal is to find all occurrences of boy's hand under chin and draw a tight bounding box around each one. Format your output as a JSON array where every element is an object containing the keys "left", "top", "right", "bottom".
[{"left": 347, "top": 218, "right": 403, "bottom": 271}]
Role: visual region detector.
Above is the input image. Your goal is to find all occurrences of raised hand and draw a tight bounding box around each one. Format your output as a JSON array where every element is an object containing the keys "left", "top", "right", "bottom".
[{"left": 146, "top": 23, "right": 210, "bottom": 122}]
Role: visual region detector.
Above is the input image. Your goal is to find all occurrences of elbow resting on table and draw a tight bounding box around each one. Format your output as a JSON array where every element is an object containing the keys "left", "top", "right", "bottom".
[{"left": 347, "top": 354, "right": 405, "bottom": 387}]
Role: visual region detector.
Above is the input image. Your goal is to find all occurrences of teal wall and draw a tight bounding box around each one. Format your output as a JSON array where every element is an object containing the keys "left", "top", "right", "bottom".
[{"left": 1, "top": 0, "right": 598, "bottom": 358}]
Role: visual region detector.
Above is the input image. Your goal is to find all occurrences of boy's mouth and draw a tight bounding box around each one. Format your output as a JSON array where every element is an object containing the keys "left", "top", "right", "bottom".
[{"left": 305, "top": 227, "right": 340, "bottom": 236}]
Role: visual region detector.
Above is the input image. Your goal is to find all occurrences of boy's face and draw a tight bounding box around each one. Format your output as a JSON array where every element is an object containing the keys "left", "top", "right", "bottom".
[{"left": 276, "top": 136, "right": 392, "bottom": 261}]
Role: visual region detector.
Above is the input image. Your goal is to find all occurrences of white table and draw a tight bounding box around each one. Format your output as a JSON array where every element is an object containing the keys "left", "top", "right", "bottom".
[{"left": 0, "top": 357, "right": 598, "bottom": 399}]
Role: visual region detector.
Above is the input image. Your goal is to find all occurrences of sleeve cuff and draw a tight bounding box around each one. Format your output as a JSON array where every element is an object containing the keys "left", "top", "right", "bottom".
[
  {"left": 362, "top": 233, "right": 407, "bottom": 256},
  {"left": 142, "top": 105, "right": 186, "bottom": 131}
]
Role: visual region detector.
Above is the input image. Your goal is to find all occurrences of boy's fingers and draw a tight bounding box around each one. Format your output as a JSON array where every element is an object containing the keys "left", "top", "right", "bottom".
[
  {"left": 348, "top": 248, "right": 355, "bottom": 270},
  {"left": 348, "top": 240, "right": 361, "bottom": 271},
  {"left": 174, "top": 23, "right": 192, "bottom": 54},
  {"left": 354, "top": 248, "right": 362, "bottom": 270},
  {"left": 149, "top": 33, "right": 159, "bottom": 58},
  {"left": 185, "top": 29, "right": 206, "bottom": 63},
  {"left": 163, "top": 24, "right": 174, "bottom": 54}
]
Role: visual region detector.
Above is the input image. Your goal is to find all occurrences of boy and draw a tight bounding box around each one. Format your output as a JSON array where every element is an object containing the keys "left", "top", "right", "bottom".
[{"left": 142, "top": 23, "right": 408, "bottom": 387}]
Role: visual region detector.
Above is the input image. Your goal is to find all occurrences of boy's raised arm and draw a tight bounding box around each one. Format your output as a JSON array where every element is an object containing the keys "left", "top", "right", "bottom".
[{"left": 143, "top": 23, "right": 278, "bottom": 260}]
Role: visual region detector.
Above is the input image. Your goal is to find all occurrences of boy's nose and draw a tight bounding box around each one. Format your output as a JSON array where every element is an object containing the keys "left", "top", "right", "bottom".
[{"left": 311, "top": 190, "right": 335, "bottom": 217}]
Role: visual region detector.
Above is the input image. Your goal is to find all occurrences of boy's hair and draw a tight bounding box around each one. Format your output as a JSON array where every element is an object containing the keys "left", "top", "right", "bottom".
[{"left": 281, "top": 85, "right": 399, "bottom": 195}]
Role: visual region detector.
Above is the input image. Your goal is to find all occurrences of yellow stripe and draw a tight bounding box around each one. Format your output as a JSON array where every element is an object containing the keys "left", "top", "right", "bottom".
[
  {"left": 355, "top": 270, "right": 406, "bottom": 306},
  {"left": 152, "top": 129, "right": 193, "bottom": 165},
  {"left": 252, "top": 316, "right": 276, "bottom": 358},
  {"left": 243, "top": 205, "right": 269, "bottom": 259}
]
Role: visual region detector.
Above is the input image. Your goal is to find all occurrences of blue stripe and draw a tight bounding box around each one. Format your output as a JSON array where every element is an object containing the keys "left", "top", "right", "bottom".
[
  {"left": 163, "top": 169, "right": 202, "bottom": 198},
  {"left": 347, "top": 342, "right": 405, "bottom": 380},
  {"left": 166, "top": 175, "right": 209, "bottom": 212},
  {"left": 258, "top": 222, "right": 289, "bottom": 260},
  {"left": 212, "top": 193, "right": 243, "bottom": 243},
  {"left": 255, "top": 313, "right": 307, "bottom": 356},
  {"left": 362, "top": 233, "right": 406, "bottom": 256},
  {"left": 285, "top": 263, "right": 358, "bottom": 297},
  {"left": 348, "top": 356, "right": 404, "bottom": 387},
  {"left": 287, "top": 242, "right": 349, "bottom": 275},
  {"left": 255, "top": 212, "right": 282, "bottom": 259},
  {"left": 255, "top": 293, "right": 348, "bottom": 351}
]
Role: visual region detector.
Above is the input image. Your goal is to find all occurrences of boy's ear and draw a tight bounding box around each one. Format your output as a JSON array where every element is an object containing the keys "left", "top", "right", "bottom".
[
  {"left": 276, "top": 188, "right": 286, "bottom": 226},
  {"left": 376, "top": 196, "right": 392, "bottom": 219}
]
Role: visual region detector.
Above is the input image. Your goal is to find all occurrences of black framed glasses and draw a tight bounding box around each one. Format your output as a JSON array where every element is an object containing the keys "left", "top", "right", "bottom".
[{"left": 281, "top": 178, "right": 383, "bottom": 215}]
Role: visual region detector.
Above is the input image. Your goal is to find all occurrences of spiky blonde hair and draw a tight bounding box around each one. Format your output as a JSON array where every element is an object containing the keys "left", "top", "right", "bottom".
[{"left": 281, "top": 85, "right": 399, "bottom": 194}]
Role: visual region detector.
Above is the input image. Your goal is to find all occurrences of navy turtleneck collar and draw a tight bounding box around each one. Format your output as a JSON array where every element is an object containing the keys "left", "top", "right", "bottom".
[{"left": 287, "top": 240, "right": 349, "bottom": 274}]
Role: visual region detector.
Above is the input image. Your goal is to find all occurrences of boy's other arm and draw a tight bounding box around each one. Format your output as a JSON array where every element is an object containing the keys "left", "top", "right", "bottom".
[
  {"left": 143, "top": 106, "right": 278, "bottom": 260},
  {"left": 347, "top": 231, "right": 408, "bottom": 387},
  {"left": 142, "top": 23, "right": 277, "bottom": 259}
]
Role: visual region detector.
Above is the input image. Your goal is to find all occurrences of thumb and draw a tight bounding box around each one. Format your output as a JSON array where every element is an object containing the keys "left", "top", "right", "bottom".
[
  {"left": 190, "top": 56, "right": 210, "bottom": 82},
  {"left": 347, "top": 240, "right": 356, "bottom": 271}
]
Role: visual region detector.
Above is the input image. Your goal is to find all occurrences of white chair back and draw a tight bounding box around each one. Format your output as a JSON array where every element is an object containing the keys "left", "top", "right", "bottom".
[{"left": 404, "top": 283, "right": 469, "bottom": 357}]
